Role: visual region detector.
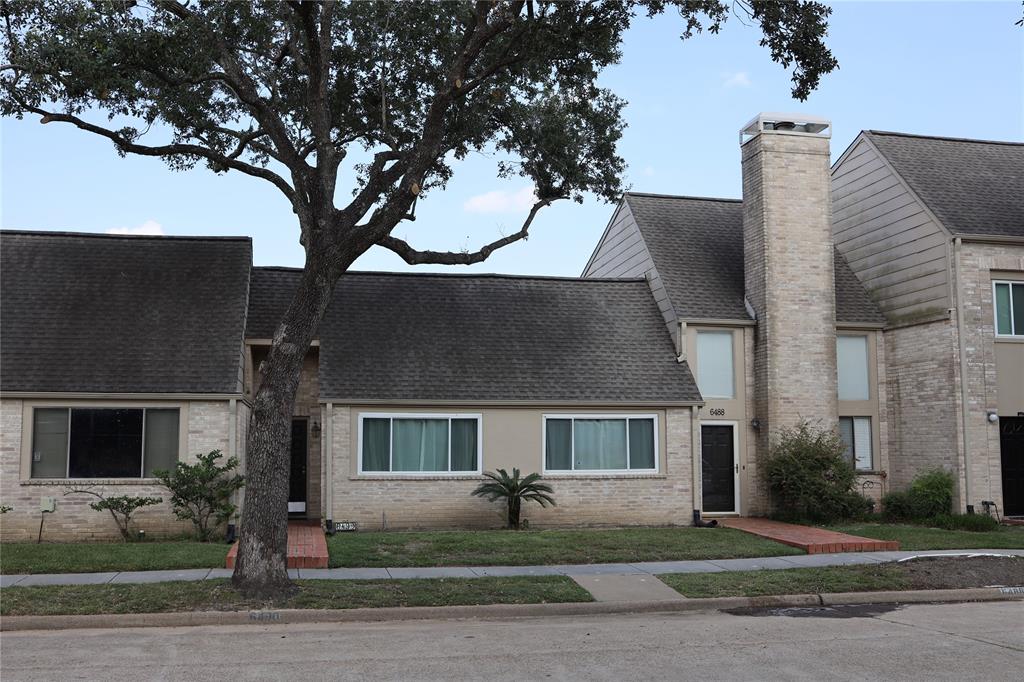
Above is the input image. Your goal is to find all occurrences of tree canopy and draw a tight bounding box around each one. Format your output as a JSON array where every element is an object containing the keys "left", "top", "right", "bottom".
[{"left": 2, "top": 1, "right": 836, "bottom": 264}]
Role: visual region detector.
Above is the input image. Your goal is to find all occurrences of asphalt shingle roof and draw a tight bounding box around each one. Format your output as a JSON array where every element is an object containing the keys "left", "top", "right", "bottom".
[
  {"left": 623, "top": 193, "right": 885, "bottom": 325},
  {"left": 248, "top": 268, "right": 700, "bottom": 404},
  {"left": 0, "top": 231, "right": 251, "bottom": 394},
  {"left": 245, "top": 267, "right": 308, "bottom": 340},
  {"left": 865, "top": 131, "right": 1024, "bottom": 238}
]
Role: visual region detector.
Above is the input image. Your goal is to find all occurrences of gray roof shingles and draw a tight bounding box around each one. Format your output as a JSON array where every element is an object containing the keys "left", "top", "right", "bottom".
[
  {"left": 1, "top": 231, "right": 251, "bottom": 394},
  {"left": 865, "top": 131, "right": 1024, "bottom": 238},
  {"left": 248, "top": 268, "right": 700, "bottom": 404},
  {"left": 623, "top": 192, "right": 885, "bottom": 325}
]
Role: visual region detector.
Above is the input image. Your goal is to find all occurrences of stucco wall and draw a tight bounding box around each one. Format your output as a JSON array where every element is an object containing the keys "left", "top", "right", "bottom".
[
  {"left": 0, "top": 398, "right": 235, "bottom": 541},
  {"left": 327, "top": 405, "right": 693, "bottom": 530}
]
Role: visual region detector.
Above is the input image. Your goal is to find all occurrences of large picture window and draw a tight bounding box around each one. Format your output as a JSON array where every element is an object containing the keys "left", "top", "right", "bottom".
[
  {"left": 31, "top": 407, "right": 180, "bottom": 479},
  {"left": 838, "top": 416, "right": 873, "bottom": 471},
  {"left": 359, "top": 414, "right": 481, "bottom": 475},
  {"left": 993, "top": 281, "right": 1024, "bottom": 337},
  {"left": 544, "top": 415, "right": 657, "bottom": 473}
]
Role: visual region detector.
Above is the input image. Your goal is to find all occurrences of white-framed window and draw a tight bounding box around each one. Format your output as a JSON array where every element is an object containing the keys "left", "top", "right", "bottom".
[
  {"left": 543, "top": 414, "right": 658, "bottom": 473},
  {"left": 993, "top": 280, "right": 1024, "bottom": 337},
  {"left": 696, "top": 330, "right": 735, "bottom": 399},
  {"left": 30, "top": 407, "right": 180, "bottom": 479},
  {"left": 838, "top": 416, "right": 873, "bottom": 471},
  {"left": 358, "top": 413, "right": 482, "bottom": 475},
  {"left": 837, "top": 334, "right": 870, "bottom": 401}
]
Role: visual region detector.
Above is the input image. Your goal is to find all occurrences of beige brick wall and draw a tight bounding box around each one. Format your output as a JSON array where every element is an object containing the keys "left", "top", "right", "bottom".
[
  {"left": 742, "top": 131, "right": 839, "bottom": 457},
  {"left": 328, "top": 406, "right": 694, "bottom": 530},
  {"left": 955, "top": 242, "right": 1024, "bottom": 511},
  {"left": 0, "top": 399, "right": 236, "bottom": 542}
]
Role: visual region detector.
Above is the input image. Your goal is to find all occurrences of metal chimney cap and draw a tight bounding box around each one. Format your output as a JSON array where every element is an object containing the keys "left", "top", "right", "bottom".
[{"left": 740, "top": 112, "right": 831, "bottom": 144}]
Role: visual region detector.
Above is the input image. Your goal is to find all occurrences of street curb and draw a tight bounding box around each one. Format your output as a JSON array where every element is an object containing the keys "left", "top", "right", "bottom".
[{"left": 2, "top": 588, "right": 1020, "bottom": 632}]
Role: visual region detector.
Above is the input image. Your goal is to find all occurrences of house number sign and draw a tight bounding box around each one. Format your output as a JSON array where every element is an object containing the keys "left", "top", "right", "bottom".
[{"left": 708, "top": 408, "right": 726, "bottom": 417}]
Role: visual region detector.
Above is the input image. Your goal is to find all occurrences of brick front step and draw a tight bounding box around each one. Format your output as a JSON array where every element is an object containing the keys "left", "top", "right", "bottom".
[
  {"left": 226, "top": 522, "right": 329, "bottom": 569},
  {"left": 721, "top": 518, "right": 899, "bottom": 554}
]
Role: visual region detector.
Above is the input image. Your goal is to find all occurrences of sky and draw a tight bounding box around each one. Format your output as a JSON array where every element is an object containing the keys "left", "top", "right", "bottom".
[{"left": 1, "top": 1, "right": 1022, "bottom": 277}]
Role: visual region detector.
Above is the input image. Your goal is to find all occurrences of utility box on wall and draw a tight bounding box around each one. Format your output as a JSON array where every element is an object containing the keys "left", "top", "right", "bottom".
[{"left": 39, "top": 497, "right": 57, "bottom": 513}]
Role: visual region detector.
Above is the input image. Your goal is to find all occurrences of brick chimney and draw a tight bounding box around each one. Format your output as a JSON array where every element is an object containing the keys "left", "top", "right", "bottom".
[{"left": 740, "top": 113, "right": 838, "bottom": 449}]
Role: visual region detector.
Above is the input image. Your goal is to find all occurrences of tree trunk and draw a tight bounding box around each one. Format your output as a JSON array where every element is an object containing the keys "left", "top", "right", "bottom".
[{"left": 232, "top": 251, "right": 346, "bottom": 597}]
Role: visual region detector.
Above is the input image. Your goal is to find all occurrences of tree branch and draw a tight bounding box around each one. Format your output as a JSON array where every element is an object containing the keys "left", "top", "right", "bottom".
[{"left": 376, "top": 197, "right": 556, "bottom": 265}]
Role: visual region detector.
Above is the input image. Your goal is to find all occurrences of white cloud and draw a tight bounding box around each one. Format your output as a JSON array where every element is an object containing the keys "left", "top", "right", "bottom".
[
  {"left": 642, "top": 166, "right": 656, "bottom": 178},
  {"left": 463, "top": 186, "right": 537, "bottom": 214},
  {"left": 106, "top": 220, "right": 165, "bottom": 236},
  {"left": 722, "top": 71, "right": 752, "bottom": 89}
]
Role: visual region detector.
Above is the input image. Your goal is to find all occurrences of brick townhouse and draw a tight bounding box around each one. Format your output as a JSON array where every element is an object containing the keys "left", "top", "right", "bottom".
[{"left": 1, "top": 112, "right": 1021, "bottom": 540}]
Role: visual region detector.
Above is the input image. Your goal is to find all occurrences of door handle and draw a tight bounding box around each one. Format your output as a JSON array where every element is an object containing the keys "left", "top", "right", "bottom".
[{"left": 735, "top": 463, "right": 739, "bottom": 474}]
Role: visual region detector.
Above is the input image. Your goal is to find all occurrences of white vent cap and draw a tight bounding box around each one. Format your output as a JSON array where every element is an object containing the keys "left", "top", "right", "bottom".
[{"left": 740, "top": 112, "right": 831, "bottom": 144}]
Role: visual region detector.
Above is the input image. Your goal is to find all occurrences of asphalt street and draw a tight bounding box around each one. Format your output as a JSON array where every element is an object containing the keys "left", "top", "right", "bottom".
[{"left": 2, "top": 601, "right": 1021, "bottom": 681}]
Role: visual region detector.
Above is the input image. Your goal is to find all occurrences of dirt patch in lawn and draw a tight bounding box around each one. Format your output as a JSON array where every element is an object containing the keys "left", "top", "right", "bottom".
[{"left": 896, "top": 555, "right": 1024, "bottom": 589}]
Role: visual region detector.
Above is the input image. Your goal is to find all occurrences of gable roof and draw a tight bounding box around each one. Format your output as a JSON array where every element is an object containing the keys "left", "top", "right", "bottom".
[
  {"left": 249, "top": 268, "right": 701, "bottom": 404},
  {"left": 0, "top": 231, "right": 251, "bottom": 394},
  {"left": 864, "top": 131, "right": 1024, "bottom": 238},
  {"left": 622, "top": 193, "right": 885, "bottom": 325}
]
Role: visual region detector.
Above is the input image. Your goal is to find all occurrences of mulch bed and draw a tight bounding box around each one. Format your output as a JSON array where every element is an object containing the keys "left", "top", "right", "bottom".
[{"left": 895, "top": 555, "right": 1024, "bottom": 589}]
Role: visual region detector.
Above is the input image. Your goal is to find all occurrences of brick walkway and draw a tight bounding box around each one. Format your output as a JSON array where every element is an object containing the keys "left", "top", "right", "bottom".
[
  {"left": 225, "top": 522, "right": 329, "bottom": 569},
  {"left": 721, "top": 518, "right": 899, "bottom": 554}
]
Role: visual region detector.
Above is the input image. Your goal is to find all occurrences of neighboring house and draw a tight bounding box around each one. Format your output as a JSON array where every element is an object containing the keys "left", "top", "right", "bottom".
[{"left": 1, "top": 112, "right": 1020, "bottom": 540}]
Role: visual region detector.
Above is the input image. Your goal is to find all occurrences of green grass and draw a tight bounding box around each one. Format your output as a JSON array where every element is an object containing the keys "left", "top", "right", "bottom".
[
  {"left": 327, "top": 527, "right": 804, "bottom": 568},
  {"left": 0, "top": 541, "right": 230, "bottom": 575},
  {"left": 827, "top": 523, "right": 1024, "bottom": 550},
  {"left": 659, "top": 565, "right": 909, "bottom": 599},
  {"left": 0, "top": 576, "right": 591, "bottom": 617}
]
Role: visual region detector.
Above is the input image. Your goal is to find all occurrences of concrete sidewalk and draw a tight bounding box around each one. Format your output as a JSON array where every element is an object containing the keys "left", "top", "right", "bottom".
[{"left": 3, "top": 549, "right": 1022, "bottom": 588}]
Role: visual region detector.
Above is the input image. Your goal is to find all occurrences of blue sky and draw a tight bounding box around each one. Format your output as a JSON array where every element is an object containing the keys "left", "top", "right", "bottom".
[{"left": 2, "top": 1, "right": 1021, "bottom": 276}]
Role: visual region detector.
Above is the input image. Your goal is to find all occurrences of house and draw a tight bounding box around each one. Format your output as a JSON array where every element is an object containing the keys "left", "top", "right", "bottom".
[{"left": 1, "top": 112, "right": 1021, "bottom": 540}]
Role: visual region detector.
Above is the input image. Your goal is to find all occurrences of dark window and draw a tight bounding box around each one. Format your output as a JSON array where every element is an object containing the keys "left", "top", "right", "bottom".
[{"left": 31, "top": 407, "right": 179, "bottom": 479}]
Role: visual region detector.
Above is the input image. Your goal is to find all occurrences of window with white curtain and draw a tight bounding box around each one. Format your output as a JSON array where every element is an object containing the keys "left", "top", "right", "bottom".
[
  {"left": 839, "top": 416, "right": 873, "bottom": 471},
  {"left": 544, "top": 415, "right": 657, "bottom": 472},
  {"left": 837, "top": 335, "right": 870, "bottom": 401},
  {"left": 30, "top": 407, "right": 180, "bottom": 479},
  {"left": 359, "top": 414, "right": 481, "bottom": 474},
  {"left": 696, "top": 330, "right": 735, "bottom": 399}
]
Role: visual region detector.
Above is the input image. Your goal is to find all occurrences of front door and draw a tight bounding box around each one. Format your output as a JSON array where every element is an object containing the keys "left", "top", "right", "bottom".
[
  {"left": 1001, "top": 417, "right": 1024, "bottom": 517},
  {"left": 702, "top": 424, "right": 737, "bottom": 513},
  {"left": 289, "top": 418, "right": 308, "bottom": 515}
]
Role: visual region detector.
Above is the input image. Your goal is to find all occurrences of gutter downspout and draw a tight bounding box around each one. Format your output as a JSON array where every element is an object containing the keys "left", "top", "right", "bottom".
[{"left": 953, "top": 237, "right": 972, "bottom": 512}]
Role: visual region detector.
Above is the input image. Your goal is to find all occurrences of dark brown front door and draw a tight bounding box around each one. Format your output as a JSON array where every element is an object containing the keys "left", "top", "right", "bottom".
[
  {"left": 289, "top": 418, "right": 308, "bottom": 515},
  {"left": 1001, "top": 417, "right": 1024, "bottom": 517},
  {"left": 702, "top": 424, "right": 736, "bottom": 513}
]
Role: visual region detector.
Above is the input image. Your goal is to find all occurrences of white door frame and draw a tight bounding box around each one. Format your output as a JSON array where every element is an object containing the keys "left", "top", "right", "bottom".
[{"left": 700, "top": 420, "right": 740, "bottom": 515}]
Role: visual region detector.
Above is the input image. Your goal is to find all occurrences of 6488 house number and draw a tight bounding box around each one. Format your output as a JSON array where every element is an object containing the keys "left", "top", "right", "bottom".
[{"left": 707, "top": 408, "right": 726, "bottom": 417}]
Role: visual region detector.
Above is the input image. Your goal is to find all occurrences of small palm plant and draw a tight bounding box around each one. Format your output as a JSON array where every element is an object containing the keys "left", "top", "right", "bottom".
[{"left": 472, "top": 468, "right": 555, "bottom": 530}]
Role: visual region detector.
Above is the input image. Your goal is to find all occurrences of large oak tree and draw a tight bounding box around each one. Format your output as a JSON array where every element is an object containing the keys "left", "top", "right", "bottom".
[{"left": 1, "top": 0, "right": 836, "bottom": 596}]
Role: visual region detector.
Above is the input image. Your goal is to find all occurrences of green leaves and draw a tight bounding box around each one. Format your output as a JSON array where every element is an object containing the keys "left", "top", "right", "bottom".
[
  {"left": 472, "top": 467, "right": 556, "bottom": 529},
  {"left": 153, "top": 450, "right": 244, "bottom": 542}
]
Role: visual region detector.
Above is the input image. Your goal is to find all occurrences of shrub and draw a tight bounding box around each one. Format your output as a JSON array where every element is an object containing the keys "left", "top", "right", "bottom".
[
  {"left": 65, "top": 489, "right": 162, "bottom": 541},
  {"left": 907, "top": 468, "right": 955, "bottom": 518},
  {"left": 154, "top": 450, "right": 244, "bottom": 541},
  {"left": 932, "top": 513, "right": 999, "bottom": 532},
  {"left": 881, "top": 490, "right": 915, "bottom": 521},
  {"left": 763, "top": 421, "right": 874, "bottom": 523},
  {"left": 471, "top": 468, "right": 555, "bottom": 529}
]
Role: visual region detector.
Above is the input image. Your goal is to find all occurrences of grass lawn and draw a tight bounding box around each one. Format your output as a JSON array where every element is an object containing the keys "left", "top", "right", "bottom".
[
  {"left": 0, "top": 541, "right": 230, "bottom": 575},
  {"left": 0, "top": 576, "right": 591, "bottom": 617},
  {"left": 327, "top": 527, "right": 803, "bottom": 568},
  {"left": 659, "top": 565, "right": 908, "bottom": 598},
  {"left": 827, "top": 523, "right": 1024, "bottom": 551}
]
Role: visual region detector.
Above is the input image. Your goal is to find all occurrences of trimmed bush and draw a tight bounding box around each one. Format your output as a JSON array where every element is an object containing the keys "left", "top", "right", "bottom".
[
  {"left": 763, "top": 421, "right": 874, "bottom": 523},
  {"left": 881, "top": 490, "right": 915, "bottom": 522},
  {"left": 154, "top": 450, "right": 244, "bottom": 541},
  {"left": 932, "top": 513, "right": 999, "bottom": 532},
  {"left": 907, "top": 469, "right": 955, "bottom": 518}
]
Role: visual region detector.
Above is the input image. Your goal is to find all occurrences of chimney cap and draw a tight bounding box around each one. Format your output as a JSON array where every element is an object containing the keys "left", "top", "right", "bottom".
[{"left": 740, "top": 112, "right": 831, "bottom": 144}]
